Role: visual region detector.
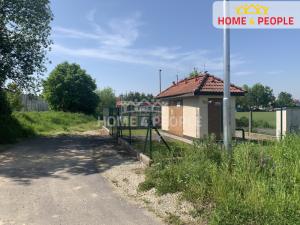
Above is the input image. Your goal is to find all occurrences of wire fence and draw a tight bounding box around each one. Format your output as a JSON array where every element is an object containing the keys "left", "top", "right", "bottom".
[
  {"left": 103, "top": 107, "right": 172, "bottom": 159},
  {"left": 236, "top": 110, "right": 277, "bottom": 136}
]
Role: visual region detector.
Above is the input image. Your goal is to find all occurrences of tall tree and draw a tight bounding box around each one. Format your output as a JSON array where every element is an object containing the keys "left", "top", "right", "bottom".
[
  {"left": 236, "top": 83, "right": 276, "bottom": 111},
  {"left": 250, "top": 84, "right": 275, "bottom": 109},
  {"left": 236, "top": 84, "right": 251, "bottom": 111},
  {"left": 0, "top": 0, "right": 52, "bottom": 89},
  {"left": 276, "top": 92, "right": 296, "bottom": 107},
  {"left": 43, "top": 62, "right": 99, "bottom": 114},
  {"left": 95, "top": 88, "right": 116, "bottom": 117}
]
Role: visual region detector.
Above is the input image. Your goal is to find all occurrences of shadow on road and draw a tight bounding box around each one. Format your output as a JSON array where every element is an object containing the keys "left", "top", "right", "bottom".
[{"left": 0, "top": 134, "right": 135, "bottom": 185}]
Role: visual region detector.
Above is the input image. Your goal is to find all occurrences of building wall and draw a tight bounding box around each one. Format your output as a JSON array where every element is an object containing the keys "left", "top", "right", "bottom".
[
  {"left": 198, "top": 96, "right": 236, "bottom": 138},
  {"left": 160, "top": 96, "right": 237, "bottom": 138},
  {"left": 276, "top": 108, "right": 300, "bottom": 139},
  {"left": 183, "top": 97, "right": 199, "bottom": 138},
  {"left": 199, "top": 96, "right": 209, "bottom": 138},
  {"left": 161, "top": 102, "right": 169, "bottom": 131},
  {"left": 231, "top": 97, "right": 236, "bottom": 136}
]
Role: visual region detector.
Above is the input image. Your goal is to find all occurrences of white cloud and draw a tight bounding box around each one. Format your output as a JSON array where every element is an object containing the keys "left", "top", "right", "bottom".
[
  {"left": 54, "top": 10, "right": 141, "bottom": 48},
  {"left": 52, "top": 10, "right": 247, "bottom": 74},
  {"left": 266, "top": 70, "right": 284, "bottom": 75},
  {"left": 233, "top": 71, "right": 254, "bottom": 77}
]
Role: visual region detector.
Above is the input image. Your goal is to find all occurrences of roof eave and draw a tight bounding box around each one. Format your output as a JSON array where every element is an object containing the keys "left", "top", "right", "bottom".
[{"left": 156, "top": 92, "right": 195, "bottom": 99}]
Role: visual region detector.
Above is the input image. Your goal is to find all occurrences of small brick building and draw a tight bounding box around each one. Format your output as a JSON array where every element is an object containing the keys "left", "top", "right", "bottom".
[{"left": 156, "top": 73, "right": 244, "bottom": 139}]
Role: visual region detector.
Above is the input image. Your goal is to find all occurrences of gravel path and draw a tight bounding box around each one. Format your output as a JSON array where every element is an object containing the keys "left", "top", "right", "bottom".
[{"left": 0, "top": 132, "right": 163, "bottom": 225}]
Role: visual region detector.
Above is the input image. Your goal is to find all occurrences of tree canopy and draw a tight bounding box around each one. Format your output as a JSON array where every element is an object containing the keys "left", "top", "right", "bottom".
[
  {"left": 236, "top": 83, "right": 297, "bottom": 111},
  {"left": 119, "top": 91, "right": 154, "bottom": 102},
  {"left": 189, "top": 68, "right": 200, "bottom": 78},
  {"left": 275, "top": 92, "right": 296, "bottom": 107},
  {"left": 237, "top": 83, "right": 275, "bottom": 111},
  {"left": 6, "top": 83, "right": 22, "bottom": 111},
  {"left": 95, "top": 87, "right": 116, "bottom": 118},
  {"left": 43, "top": 62, "right": 99, "bottom": 114},
  {"left": 0, "top": 0, "right": 53, "bottom": 90}
]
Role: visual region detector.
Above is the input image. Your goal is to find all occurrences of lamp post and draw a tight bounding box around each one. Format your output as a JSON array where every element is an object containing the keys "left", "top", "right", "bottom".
[
  {"left": 223, "top": 0, "right": 232, "bottom": 154},
  {"left": 159, "top": 69, "right": 162, "bottom": 93}
]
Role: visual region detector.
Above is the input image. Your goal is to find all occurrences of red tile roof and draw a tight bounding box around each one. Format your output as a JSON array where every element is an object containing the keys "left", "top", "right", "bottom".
[{"left": 156, "top": 73, "right": 245, "bottom": 99}]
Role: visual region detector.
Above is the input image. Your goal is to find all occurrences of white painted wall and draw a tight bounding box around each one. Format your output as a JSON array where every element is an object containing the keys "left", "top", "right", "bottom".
[
  {"left": 276, "top": 108, "right": 300, "bottom": 139},
  {"left": 161, "top": 102, "right": 169, "bottom": 131},
  {"left": 160, "top": 96, "right": 237, "bottom": 139},
  {"left": 183, "top": 97, "right": 199, "bottom": 138}
]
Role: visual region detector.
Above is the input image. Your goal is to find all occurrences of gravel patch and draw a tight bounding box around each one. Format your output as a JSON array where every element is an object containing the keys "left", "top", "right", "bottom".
[{"left": 102, "top": 161, "right": 205, "bottom": 225}]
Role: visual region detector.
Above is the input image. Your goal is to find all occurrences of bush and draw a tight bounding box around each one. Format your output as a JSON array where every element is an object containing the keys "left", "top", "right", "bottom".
[
  {"left": 0, "top": 114, "right": 34, "bottom": 144},
  {"left": 140, "top": 136, "right": 300, "bottom": 224},
  {"left": 0, "top": 89, "right": 12, "bottom": 115},
  {"left": 236, "top": 116, "right": 275, "bottom": 129},
  {"left": 236, "top": 116, "right": 248, "bottom": 128},
  {"left": 253, "top": 119, "right": 275, "bottom": 129}
]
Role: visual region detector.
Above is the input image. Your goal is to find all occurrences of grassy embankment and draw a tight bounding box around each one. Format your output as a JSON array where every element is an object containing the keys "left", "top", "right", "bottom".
[
  {"left": 0, "top": 111, "right": 100, "bottom": 144},
  {"left": 137, "top": 136, "right": 300, "bottom": 225}
]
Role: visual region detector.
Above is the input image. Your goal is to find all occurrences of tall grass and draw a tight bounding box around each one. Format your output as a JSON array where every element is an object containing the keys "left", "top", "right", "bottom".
[
  {"left": 139, "top": 136, "right": 300, "bottom": 225},
  {"left": 0, "top": 111, "right": 100, "bottom": 144}
]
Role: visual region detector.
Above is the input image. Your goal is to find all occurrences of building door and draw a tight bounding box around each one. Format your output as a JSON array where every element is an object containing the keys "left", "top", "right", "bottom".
[
  {"left": 208, "top": 98, "right": 223, "bottom": 140},
  {"left": 168, "top": 100, "right": 183, "bottom": 136}
]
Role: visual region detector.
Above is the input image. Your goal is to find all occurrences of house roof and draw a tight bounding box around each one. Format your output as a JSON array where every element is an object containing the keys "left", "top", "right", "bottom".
[{"left": 156, "top": 73, "right": 245, "bottom": 99}]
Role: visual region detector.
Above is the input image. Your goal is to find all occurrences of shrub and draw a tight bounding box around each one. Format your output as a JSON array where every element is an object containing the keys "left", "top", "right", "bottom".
[
  {"left": 0, "top": 114, "right": 34, "bottom": 144},
  {"left": 140, "top": 136, "right": 300, "bottom": 225},
  {"left": 0, "top": 89, "right": 12, "bottom": 115},
  {"left": 236, "top": 116, "right": 248, "bottom": 128}
]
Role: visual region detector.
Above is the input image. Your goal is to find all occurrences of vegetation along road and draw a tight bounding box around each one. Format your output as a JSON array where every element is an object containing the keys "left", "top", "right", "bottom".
[{"left": 0, "top": 132, "right": 163, "bottom": 225}]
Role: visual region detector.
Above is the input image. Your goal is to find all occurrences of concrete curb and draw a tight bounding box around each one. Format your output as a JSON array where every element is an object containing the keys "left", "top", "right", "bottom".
[
  {"left": 117, "top": 138, "right": 152, "bottom": 167},
  {"left": 102, "top": 126, "right": 110, "bottom": 135}
]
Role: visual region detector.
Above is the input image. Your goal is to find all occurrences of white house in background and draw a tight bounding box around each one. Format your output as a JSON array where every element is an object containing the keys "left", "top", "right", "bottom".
[{"left": 156, "top": 73, "right": 245, "bottom": 139}]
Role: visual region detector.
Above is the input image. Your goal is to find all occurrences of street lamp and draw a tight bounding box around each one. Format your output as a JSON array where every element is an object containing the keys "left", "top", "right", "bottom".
[{"left": 223, "top": 0, "right": 232, "bottom": 154}]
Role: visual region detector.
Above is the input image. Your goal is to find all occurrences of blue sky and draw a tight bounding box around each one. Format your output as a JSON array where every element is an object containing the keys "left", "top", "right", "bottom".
[{"left": 48, "top": 0, "right": 300, "bottom": 98}]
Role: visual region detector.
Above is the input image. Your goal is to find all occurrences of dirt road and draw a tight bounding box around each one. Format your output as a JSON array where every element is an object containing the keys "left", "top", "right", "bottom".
[{"left": 0, "top": 133, "right": 163, "bottom": 225}]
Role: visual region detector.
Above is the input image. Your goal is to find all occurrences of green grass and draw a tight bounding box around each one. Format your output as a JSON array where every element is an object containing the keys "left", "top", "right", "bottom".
[
  {"left": 139, "top": 136, "right": 300, "bottom": 225},
  {"left": 0, "top": 111, "right": 100, "bottom": 144},
  {"left": 236, "top": 111, "right": 276, "bottom": 128},
  {"left": 121, "top": 129, "right": 149, "bottom": 137},
  {"left": 131, "top": 137, "right": 190, "bottom": 160}
]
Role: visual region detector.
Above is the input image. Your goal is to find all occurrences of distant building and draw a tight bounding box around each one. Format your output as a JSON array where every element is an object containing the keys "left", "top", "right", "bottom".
[{"left": 116, "top": 99, "right": 161, "bottom": 113}]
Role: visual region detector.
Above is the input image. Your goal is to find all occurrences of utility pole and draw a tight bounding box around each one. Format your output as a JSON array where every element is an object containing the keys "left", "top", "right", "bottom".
[
  {"left": 223, "top": 0, "right": 232, "bottom": 154},
  {"left": 159, "top": 69, "right": 162, "bottom": 93}
]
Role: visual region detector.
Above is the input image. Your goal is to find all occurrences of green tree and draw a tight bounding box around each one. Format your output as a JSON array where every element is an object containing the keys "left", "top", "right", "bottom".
[
  {"left": 189, "top": 68, "right": 200, "bottom": 78},
  {"left": 119, "top": 92, "right": 154, "bottom": 102},
  {"left": 276, "top": 92, "right": 296, "bottom": 107},
  {"left": 6, "top": 83, "right": 23, "bottom": 111},
  {"left": 96, "top": 88, "right": 116, "bottom": 118},
  {"left": 0, "top": 0, "right": 52, "bottom": 89},
  {"left": 250, "top": 84, "right": 275, "bottom": 109},
  {"left": 43, "top": 62, "right": 99, "bottom": 114},
  {"left": 236, "top": 84, "right": 251, "bottom": 111}
]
